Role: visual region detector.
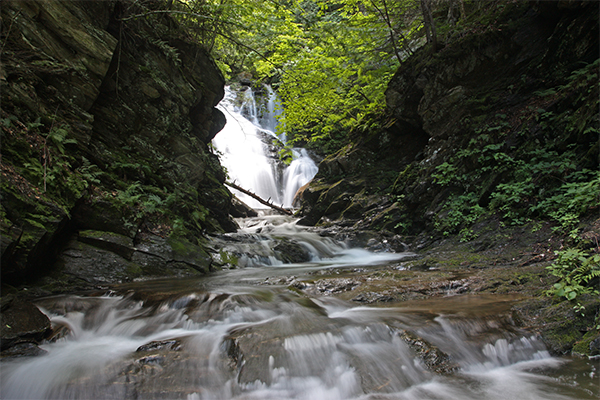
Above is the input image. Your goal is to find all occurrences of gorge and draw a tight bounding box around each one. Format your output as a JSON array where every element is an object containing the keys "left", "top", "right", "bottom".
[{"left": 1, "top": 0, "right": 599, "bottom": 399}]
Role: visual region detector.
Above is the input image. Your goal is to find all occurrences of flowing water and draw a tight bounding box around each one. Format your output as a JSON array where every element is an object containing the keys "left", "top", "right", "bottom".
[
  {"left": 212, "top": 86, "right": 317, "bottom": 208},
  {"left": 2, "top": 88, "right": 598, "bottom": 399},
  {"left": 1, "top": 217, "right": 598, "bottom": 400}
]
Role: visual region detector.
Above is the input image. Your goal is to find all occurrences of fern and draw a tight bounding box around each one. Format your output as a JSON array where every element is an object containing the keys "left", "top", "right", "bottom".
[
  {"left": 46, "top": 127, "right": 77, "bottom": 155},
  {"left": 547, "top": 249, "right": 600, "bottom": 301},
  {"left": 150, "top": 38, "right": 181, "bottom": 66},
  {"left": 115, "top": 182, "right": 143, "bottom": 206}
]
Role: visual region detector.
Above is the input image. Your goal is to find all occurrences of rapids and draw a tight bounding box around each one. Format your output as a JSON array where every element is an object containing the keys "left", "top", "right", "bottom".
[
  {"left": 1, "top": 217, "right": 598, "bottom": 400},
  {"left": 1, "top": 87, "right": 597, "bottom": 400}
]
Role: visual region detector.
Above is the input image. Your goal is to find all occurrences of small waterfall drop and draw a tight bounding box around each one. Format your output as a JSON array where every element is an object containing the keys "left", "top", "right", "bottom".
[
  {"left": 213, "top": 86, "right": 317, "bottom": 209},
  {"left": 283, "top": 148, "right": 319, "bottom": 207},
  {"left": 1, "top": 214, "right": 596, "bottom": 400},
  {"left": 260, "top": 85, "right": 284, "bottom": 140}
]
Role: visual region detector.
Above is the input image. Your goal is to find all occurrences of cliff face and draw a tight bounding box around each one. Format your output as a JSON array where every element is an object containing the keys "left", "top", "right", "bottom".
[
  {"left": 1, "top": 0, "right": 235, "bottom": 290},
  {"left": 298, "top": 1, "right": 598, "bottom": 239}
]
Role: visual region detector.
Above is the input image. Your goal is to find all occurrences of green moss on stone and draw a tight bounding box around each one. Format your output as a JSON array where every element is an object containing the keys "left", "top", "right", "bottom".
[{"left": 572, "top": 330, "right": 600, "bottom": 356}]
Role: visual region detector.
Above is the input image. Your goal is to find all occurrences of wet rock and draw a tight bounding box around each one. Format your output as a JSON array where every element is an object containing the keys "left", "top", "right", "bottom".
[
  {"left": 54, "top": 234, "right": 207, "bottom": 286},
  {"left": 398, "top": 330, "right": 458, "bottom": 374},
  {"left": 78, "top": 230, "right": 135, "bottom": 260},
  {"left": 0, "top": 342, "right": 48, "bottom": 359},
  {"left": 230, "top": 196, "right": 258, "bottom": 218},
  {"left": 56, "top": 239, "right": 144, "bottom": 285},
  {"left": 0, "top": 194, "right": 71, "bottom": 286},
  {"left": 134, "top": 234, "right": 212, "bottom": 274},
  {"left": 590, "top": 337, "right": 600, "bottom": 356},
  {"left": 135, "top": 355, "right": 166, "bottom": 366},
  {"left": 0, "top": 300, "right": 52, "bottom": 351},
  {"left": 137, "top": 339, "right": 182, "bottom": 353},
  {"left": 304, "top": 278, "right": 361, "bottom": 296},
  {"left": 72, "top": 200, "right": 139, "bottom": 239},
  {"left": 47, "top": 321, "right": 72, "bottom": 343},
  {"left": 273, "top": 240, "right": 311, "bottom": 263},
  {"left": 221, "top": 336, "right": 243, "bottom": 371},
  {"left": 352, "top": 292, "right": 396, "bottom": 303},
  {"left": 2, "top": 0, "right": 117, "bottom": 111}
]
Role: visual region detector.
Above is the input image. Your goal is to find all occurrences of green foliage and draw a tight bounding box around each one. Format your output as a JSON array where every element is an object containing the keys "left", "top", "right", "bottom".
[
  {"left": 149, "top": 38, "right": 181, "bottom": 66},
  {"left": 13, "top": 119, "right": 89, "bottom": 207},
  {"left": 432, "top": 162, "right": 459, "bottom": 185},
  {"left": 274, "top": 1, "right": 420, "bottom": 152},
  {"left": 434, "top": 192, "right": 485, "bottom": 241},
  {"left": 276, "top": 141, "right": 294, "bottom": 165},
  {"left": 546, "top": 249, "right": 600, "bottom": 302},
  {"left": 167, "top": 0, "right": 423, "bottom": 155},
  {"left": 46, "top": 126, "right": 77, "bottom": 155},
  {"left": 432, "top": 86, "right": 598, "bottom": 234},
  {"left": 115, "top": 182, "right": 144, "bottom": 206},
  {"left": 1, "top": 115, "right": 18, "bottom": 127}
]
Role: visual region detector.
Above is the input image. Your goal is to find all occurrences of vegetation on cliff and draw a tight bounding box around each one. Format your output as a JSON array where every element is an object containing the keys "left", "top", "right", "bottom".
[
  {"left": 291, "top": 1, "right": 599, "bottom": 351},
  {"left": 1, "top": 0, "right": 234, "bottom": 289},
  {"left": 1, "top": 0, "right": 598, "bottom": 356}
]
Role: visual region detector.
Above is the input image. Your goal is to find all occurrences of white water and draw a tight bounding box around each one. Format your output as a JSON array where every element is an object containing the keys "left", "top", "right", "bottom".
[
  {"left": 1, "top": 219, "right": 598, "bottom": 400},
  {"left": 2, "top": 289, "right": 595, "bottom": 400},
  {"left": 259, "top": 85, "right": 283, "bottom": 137},
  {"left": 213, "top": 86, "right": 317, "bottom": 208},
  {"left": 2, "top": 87, "right": 597, "bottom": 399},
  {"left": 282, "top": 149, "right": 318, "bottom": 207}
]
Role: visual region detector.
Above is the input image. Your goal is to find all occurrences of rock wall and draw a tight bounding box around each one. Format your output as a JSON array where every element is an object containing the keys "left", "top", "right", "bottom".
[
  {"left": 297, "top": 1, "right": 599, "bottom": 237},
  {"left": 1, "top": 0, "right": 235, "bottom": 291}
]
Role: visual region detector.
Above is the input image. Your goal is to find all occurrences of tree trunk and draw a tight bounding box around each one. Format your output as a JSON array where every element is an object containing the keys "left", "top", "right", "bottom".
[
  {"left": 224, "top": 181, "right": 293, "bottom": 215},
  {"left": 420, "top": 0, "right": 437, "bottom": 52},
  {"left": 459, "top": 0, "right": 467, "bottom": 20}
]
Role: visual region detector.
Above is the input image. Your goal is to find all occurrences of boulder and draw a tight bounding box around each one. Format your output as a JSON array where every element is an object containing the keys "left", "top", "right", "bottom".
[{"left": 0, "top": 299, "right": 52, "bottom": 351}]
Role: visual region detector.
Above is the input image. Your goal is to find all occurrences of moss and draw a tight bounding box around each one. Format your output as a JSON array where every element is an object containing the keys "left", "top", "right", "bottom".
[
  {"left": 217, "top": 250, "right": 239, "bottom": 267},
  {"left": 126, "top": 263, "right": 143, "bottom": 277},
  {"left": 544, "top": 327, "right": 583, "bottom": 354},
  {"left": 539, "top": 296, "right": 600, "bottom": 354},
  {"left": 572, "top": 330, "right": 600, "bottom": 356},
  {"left": 166, "top": 237, "right": 191, "bottom": 256}
]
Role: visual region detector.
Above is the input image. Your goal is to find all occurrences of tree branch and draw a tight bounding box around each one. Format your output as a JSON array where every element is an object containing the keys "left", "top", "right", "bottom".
[{"left": 224, "top": 181, "right": 292, "bottom": 215}]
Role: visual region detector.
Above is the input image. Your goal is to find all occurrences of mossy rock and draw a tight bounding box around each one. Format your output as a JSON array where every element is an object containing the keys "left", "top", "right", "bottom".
[
  {"left": 273, "top": 239, "right": 311, "bottom": 264},
  {"left": 77, "top": 230, "right": 135, "bottom": 259},
  {"left": 72, "top": 199, "right": 139, "bottom": 238},
  {"left": 572, "top": 330, "right": 600, "bottom": 357},
  {"left": 537, "top": 295, "right": 600, "bottom": 355}
]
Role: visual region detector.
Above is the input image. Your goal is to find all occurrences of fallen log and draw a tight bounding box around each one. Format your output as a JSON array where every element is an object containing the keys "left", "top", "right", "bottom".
[{"left": 224, "top": 181, "right": 293, "bottom": 215}]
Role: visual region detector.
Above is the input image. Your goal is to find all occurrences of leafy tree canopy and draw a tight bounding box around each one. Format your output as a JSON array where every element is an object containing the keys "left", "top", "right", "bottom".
[{"left": 156, "top": 0, "right": 428, "bottom": 155}]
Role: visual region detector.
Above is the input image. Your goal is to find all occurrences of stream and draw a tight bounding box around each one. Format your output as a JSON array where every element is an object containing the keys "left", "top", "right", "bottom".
[
  {"left": 1, "top": 216, "right": 598, "bottom": 400},
  {"left": 1, "top": 86, "right": 598, "bottom": 400}
]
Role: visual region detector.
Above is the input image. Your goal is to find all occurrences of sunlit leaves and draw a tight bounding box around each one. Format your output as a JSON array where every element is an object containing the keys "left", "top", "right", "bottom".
[{"left": 178, "top": 0, "right": 423, "bottom": 153}]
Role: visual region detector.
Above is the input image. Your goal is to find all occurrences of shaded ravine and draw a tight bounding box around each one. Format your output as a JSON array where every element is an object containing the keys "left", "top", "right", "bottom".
[{"left": 1, "top": 218, "right": 598, "bottom": 400}]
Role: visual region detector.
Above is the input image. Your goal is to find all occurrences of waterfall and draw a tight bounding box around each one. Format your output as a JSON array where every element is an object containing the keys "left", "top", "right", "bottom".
[
  {"left": 283, "top": 149, "right": 319, "bottom": 207},
  {"left": 259, "top": 85, "right": 284, "bottom": 141},
  {"left": 213, "top": 86, "right": 317, "bottom": 209}
]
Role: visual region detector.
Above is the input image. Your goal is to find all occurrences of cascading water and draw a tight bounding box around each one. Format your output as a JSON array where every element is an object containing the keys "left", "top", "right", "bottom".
[
  {"left": 259, "top": 85, "right": 283, "bottom": 138},
  {"left": 2, "top": 88, "right": 597, "bottom": 400},
  {"left": 1, "top": 217, "right": 598, "bottom": 400},
  {"left": 282, "top": 148, "right": 318, "bottom": 207},
  {"left": 212, "top": 86, "right": 317, "bottom": 209}
]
